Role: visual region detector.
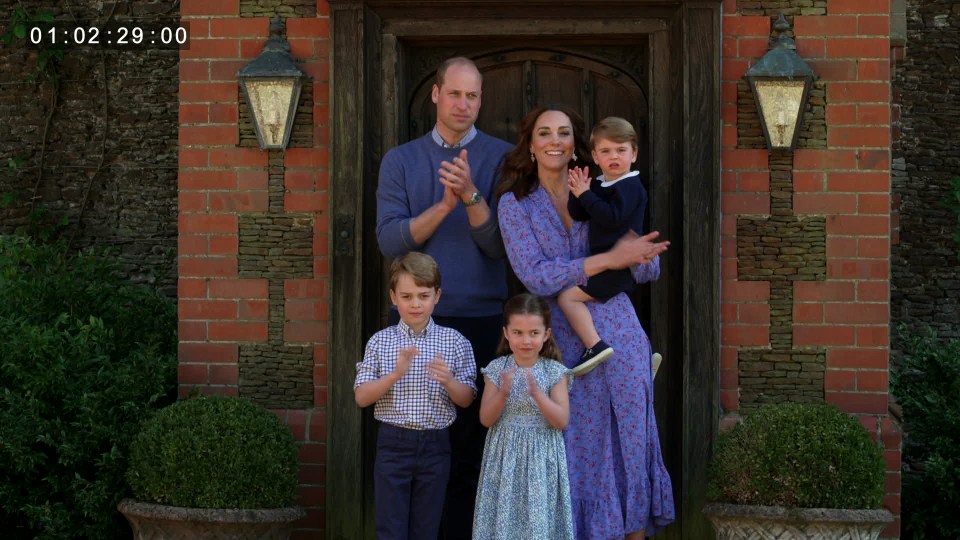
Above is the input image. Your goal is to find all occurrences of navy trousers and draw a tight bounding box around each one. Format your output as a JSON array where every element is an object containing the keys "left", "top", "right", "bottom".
[{"left": 375, "top": 423, "right": 451, "bottom": 540}]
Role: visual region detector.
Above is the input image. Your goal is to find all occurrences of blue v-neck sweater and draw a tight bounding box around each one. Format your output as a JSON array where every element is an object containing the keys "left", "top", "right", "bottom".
[{"left": 376, "top": 131, "right": 513, "bottom": 317}]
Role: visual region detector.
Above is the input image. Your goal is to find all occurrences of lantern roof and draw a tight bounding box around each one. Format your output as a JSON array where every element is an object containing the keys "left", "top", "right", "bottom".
[
  {"left": 238, "top": 17, "right": 304, "bottom": 80},
  {"left": 746, "top": 14, "right": 816, "bottom": 80}
]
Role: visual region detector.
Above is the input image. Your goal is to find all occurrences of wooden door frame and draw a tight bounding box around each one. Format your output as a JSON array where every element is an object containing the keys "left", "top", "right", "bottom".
[{"left": 328, "top": 2, "right": 721, "bottom": 539}]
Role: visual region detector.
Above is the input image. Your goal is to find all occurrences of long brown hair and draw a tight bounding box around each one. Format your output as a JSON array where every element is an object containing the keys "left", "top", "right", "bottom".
[
  {"left": 495, "top": 293, "right": 563, "bottom": 363},
  {"left": 495, "top": 104, "right": 592, "bottom": 202}
]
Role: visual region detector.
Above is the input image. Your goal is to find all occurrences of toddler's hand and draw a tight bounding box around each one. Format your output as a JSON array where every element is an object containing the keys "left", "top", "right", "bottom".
[{"left": 568, "top": 166, "right": 592, "bottom": 197}]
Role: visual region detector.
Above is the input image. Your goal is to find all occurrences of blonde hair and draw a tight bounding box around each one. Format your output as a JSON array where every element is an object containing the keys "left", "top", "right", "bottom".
[
  {"left": 388, "top": 252, "right": 441, "bottom": 291},
  {"left": 589, "top": 116, "right": 638, "bottom": 150},
  {"left": 495, "top": 293, "right": 563, "bottom": 362}
]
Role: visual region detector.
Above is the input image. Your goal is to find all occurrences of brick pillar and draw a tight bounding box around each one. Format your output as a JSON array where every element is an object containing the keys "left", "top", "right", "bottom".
[
  {"left": 721, "top": 1, "right": 899, "bottom": 536},
  {"left": 178, "top": 1, "right": 331, "bottom": 536}
]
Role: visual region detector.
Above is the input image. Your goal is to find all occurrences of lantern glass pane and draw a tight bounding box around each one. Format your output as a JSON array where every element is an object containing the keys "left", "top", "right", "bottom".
[
  {"left": 754, "top": 79, "right": 806, "bottom": 149},
  {"left": 245, "top": 79, "right": 296, "bottom": 148}
]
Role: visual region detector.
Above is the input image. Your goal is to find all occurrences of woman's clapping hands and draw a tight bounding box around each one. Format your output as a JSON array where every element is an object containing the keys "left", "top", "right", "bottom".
[{"left": 609, "top": 230, "right": 669, "bottom": 267}]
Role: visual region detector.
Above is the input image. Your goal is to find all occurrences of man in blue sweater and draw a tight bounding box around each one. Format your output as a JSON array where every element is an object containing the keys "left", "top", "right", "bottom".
[{"left": 375, "top": 56, "right": 513, "bottom": 540}]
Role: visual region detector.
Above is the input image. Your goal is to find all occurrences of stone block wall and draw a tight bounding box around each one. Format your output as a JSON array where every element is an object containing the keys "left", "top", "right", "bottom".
[
  {"left": 0, "top": 1, "right": 179, "bottom": 294},
  {"left": 891, "top": 0, "right": 960, "bottom": 341}
]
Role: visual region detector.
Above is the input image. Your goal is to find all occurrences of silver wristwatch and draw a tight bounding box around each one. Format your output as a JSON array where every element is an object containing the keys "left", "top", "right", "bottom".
[{"left": 463, "top": 192, "right": 482, "bottom": 206}]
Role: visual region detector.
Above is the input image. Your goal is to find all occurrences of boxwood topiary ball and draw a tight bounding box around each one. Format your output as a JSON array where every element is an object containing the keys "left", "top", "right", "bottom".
[
  {"left": 126, "top": 395, "right": 299, "bottom": 509},
  {"left": 706, "top": 402, "right": 886, "bottom": 509}
]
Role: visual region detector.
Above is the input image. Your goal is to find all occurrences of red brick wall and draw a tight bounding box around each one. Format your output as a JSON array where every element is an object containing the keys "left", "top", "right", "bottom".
[
  {"left": 721, "top": 0, "right": 899, "bottom": 536},
  {"left": 178, "top": 1, "right": 331, "bottom": 536}
]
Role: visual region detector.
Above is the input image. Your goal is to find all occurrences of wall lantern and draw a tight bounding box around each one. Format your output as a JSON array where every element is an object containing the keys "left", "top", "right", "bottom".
[
  {"left": 238, "top": 16, "right": 304, "bottom": 151},
  {"left": 745, "top": 13, "right": 817, "bottom": 151}
]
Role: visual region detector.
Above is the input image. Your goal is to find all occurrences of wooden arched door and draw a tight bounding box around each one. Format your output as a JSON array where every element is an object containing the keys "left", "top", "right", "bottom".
[
  {"left": 361, "top": 42, "right": 674, "bottom": 536},
  {"left": 329, "top": 4, "right": 722, "bottom": 538}
]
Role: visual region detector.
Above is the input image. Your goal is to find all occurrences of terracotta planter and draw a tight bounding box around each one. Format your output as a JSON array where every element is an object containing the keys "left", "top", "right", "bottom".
[
  {"left": 702, "top": 502, "right": 893, "bottom": 540},
  {"left": 118, "top": 498, "right": 305, "bottom": 540}
]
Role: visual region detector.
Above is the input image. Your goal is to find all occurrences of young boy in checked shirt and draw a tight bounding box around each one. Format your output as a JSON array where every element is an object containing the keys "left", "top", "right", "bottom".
[{"left": 354, "top": 251, "right": 477, "bottom": 540}]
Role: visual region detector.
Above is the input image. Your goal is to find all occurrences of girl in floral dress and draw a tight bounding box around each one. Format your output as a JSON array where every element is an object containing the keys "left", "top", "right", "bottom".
[{"left": 473, "top": 293, "right": 574, "bottom": 540}]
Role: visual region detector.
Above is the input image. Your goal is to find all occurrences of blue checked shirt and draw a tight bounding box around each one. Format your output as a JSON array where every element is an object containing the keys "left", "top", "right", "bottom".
[
  {"left": 431, "top": 125, "right": 477, "bottom": 149},
  {"left": 355, "top": 318, "right": 477, "bottom": 430}
]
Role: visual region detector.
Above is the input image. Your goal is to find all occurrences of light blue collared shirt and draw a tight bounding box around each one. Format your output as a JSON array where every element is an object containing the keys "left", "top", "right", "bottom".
[{"left": 431, "top": 125, "right": 478, "bottom": 149}]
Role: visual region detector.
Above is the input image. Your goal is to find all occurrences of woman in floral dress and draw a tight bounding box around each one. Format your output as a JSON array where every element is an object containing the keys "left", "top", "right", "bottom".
[{"left": 495, "top": 105, "right": 676, "bottom": 539}]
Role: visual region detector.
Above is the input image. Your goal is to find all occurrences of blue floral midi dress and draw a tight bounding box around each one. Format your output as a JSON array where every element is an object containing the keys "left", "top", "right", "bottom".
[
  {"left": 472, "top": 356, "right": 575, "bottom": 540},
  {"left": 498, "top": 187, "right": 676, "bottom": 539}
]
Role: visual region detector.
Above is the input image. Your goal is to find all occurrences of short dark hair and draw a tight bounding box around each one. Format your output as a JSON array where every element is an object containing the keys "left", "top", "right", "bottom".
[
  {"left": 388, "top": 252, "right": 441, "bottom": 291},
  {"left": 435, "top": 56, "right": 482, "bottom": 88}
]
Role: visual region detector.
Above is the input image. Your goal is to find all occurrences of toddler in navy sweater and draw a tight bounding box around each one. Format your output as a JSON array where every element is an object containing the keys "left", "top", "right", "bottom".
[{"left": 562, "top": 117, "right": 648, "bottom": 376}]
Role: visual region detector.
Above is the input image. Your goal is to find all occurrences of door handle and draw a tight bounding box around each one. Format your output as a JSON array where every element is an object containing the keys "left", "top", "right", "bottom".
[{"left": 335, "top": 215, "right": 354, "bottom": 256}]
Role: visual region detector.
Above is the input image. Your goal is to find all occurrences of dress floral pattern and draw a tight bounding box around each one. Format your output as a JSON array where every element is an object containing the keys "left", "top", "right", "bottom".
[
  {"left": 498, "top": 187, "right": 676, "bottom": 539},
  {"left": 473, "top": 356, "right": 574, "bottom": 540}
]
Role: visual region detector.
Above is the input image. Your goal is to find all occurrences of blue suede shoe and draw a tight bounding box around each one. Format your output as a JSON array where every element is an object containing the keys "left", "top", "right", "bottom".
[{"left": 571, "top": 339, "right": 614, "bottom": 376}]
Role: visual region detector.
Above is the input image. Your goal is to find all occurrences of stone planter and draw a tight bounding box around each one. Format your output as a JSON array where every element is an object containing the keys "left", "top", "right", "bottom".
[
  {"left": 118, "top": 498, "right": 305, "bottom": 540},
  {"left": 702, "top": 502, "right": 894, "bottom": 540}
]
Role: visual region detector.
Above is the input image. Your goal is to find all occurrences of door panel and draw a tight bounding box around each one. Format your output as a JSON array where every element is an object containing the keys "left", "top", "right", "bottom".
[
  {"left": 363, "top": 41, "right": 681, "bottom": 539},
  {"left": 473, "top": 66, "right": 524, "bottom": 141},
  {"left": 331, "top": 5, "right": 722, "bottom": 539},
  {"left": 534, "top": 63, "right": 584, "bottom": 112}
]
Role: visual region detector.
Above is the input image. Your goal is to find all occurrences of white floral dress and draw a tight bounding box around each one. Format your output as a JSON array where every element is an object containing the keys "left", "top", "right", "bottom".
[{"left": 472, "top": 355, "right": 574, "bottom": 540}]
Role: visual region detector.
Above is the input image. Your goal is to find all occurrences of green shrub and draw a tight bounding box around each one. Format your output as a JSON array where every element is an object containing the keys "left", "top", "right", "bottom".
[
  {"left": 893, "top": 326, "right": 960, "bottom": 540},
  {"left": 126, "top": 395, "right": 300, "bottom": 509},
  {"left": 707, "top": 402, "right": 886, "bottom": 509},
  {"left": 0, "top": 234, "right": 177, "bottom": 539}
]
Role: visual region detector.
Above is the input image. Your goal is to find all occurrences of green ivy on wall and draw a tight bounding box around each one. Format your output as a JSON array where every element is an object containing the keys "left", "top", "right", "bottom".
[
  {"left": 944, "top": 177, "right": 960, "bottom": 259},
  {"left": 2, "top": 6, "right": 62, "bottom": 81}
]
